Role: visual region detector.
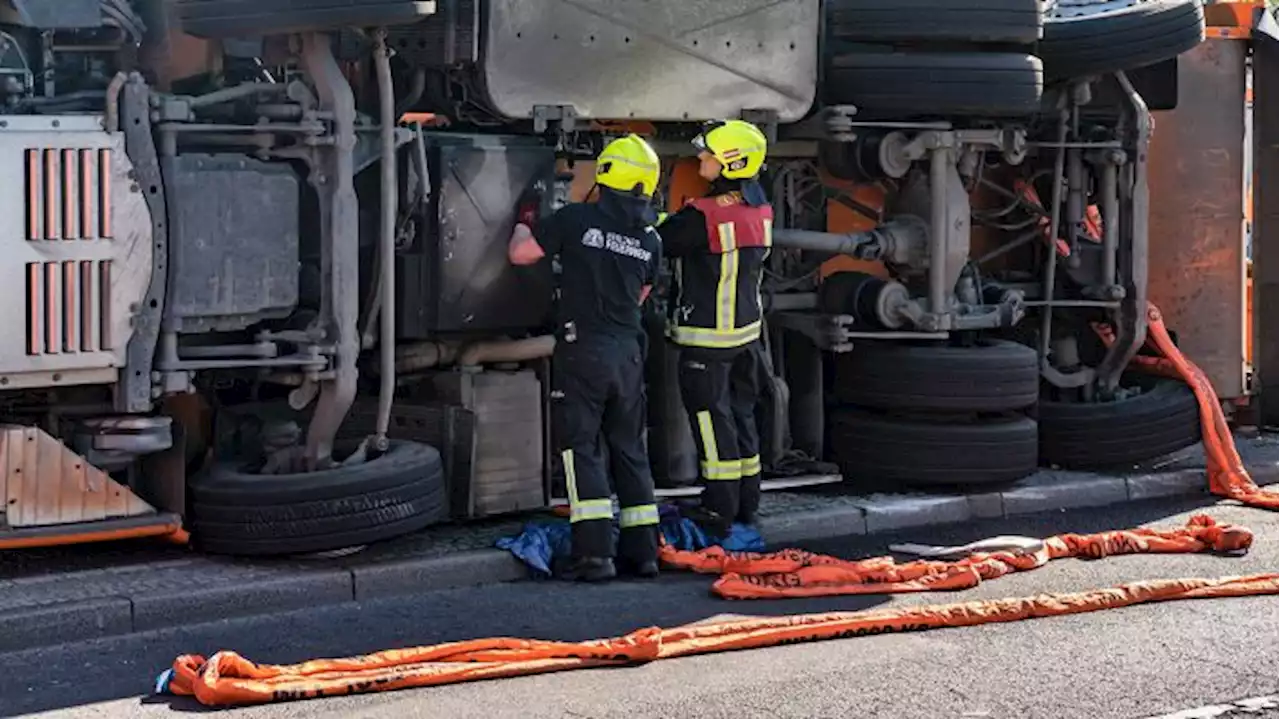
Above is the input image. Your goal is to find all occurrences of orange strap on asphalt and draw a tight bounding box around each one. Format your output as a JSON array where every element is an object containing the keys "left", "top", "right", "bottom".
[
  {"left": 658, "top": 514, "right": 1253, "bottom": 599},
  {"left": 1096, "top": 302, "right": 1278, "bottom": 511},
  {"left": 165, "top": 572, "right": 1277, "bottom": 707},
  {"left": 158, "top": 299, "right": 1278, "bottom": 708}
]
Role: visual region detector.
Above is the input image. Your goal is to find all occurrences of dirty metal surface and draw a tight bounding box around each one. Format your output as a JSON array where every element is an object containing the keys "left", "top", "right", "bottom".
[
  {"left": 480, "top": 0, "right": 818, "bottom": 122},
  {"left": 1147, "top": 39, "right": 1250, "bottom": 399},
  {"left": 0, "top": 114, "right": 154, "bottom": 391}
]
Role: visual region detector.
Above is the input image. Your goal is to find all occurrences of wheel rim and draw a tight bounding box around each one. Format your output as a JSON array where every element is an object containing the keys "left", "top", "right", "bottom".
[{"left": 1046, "top": 0, "right": 1152, "bottom": 20}]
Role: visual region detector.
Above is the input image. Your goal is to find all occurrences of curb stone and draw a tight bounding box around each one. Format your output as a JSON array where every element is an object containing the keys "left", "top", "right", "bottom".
[
  {"left": 131, "top": 571, "right": 354, "bottom": 632},
  {"left": 1126, "top": 468, "right": 1221, "bottom": 501},
  {"left": 855, "top": 494, "right": 973, "bottom": 533},
  {"left": 758, "top": 506, "right": 868, "bottom": 545},
  {"left": 1002, "top": 473, "right": 1130, "bottom": 515},
  {"left": 0, "top": 455, "right": 1275, "bottom": 654},
  {"left": 0, "top": 598, "right": 133, "bottom": 653},
  {"left": 352, "top": 550, "right": 528, "bottom": 600},
  {"left": 966, "top": 491, "right": 1006, "bottom": 519}
]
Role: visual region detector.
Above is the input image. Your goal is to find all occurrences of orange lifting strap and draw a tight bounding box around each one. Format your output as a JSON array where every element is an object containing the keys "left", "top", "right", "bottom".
[
  {"left": 160, "top": 300, "right": 1277, "bottom": 708},
  {"left": 1095, "top": 302, "right": 1278, "bottom": 511},
  {"left": 167, "top": 571, "right": 1276, "bottom": 707},
  {"left": 659, "top": 515, "right": 1253, "bottom": 600}
]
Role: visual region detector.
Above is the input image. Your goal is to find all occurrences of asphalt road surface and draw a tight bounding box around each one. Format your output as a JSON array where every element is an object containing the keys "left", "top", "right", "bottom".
[{"left": 2, "top": 496, "right": 1277, "bottom": 719}]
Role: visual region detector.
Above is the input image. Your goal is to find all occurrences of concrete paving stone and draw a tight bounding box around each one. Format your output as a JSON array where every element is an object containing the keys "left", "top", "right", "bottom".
[
  {"left": 352, "top": 550, "right": 527, "bottom": 601},
  {"left": 1125, "top": 469, "right": 1211, "bottom": 502},
  {"left": 1223, "top": 433, "right": 1276, "bottom": 470},
  {"left": 1132, "top": 442, "right": 1209, "bottom": 473},
  {"left": 757, "top": 489, "right": 850, "bottom": 516},
  {"left": 131, "top": 569, "right": 353, "bottom": 631},
  {"left": 0, "top": 561, "right": 196, "bottom": 611},
  {"left": 0, "top": 597, "right": 132, "bottom": 652},
  {"left": 1001, "top": 472, "right": 1130, "bottom": 515},
  {"left": 758, "top": 505, "right": 867, "bottom": 546},
  {"left": 853, "top": 493, "right": 972, "bottom": 533},
  {"left": 351, "top": 518, "right": 527, "bottom": 564}
]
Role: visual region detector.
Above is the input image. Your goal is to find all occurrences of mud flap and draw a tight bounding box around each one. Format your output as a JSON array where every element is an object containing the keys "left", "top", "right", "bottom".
[{"left": 1253, "top": 10, "right": 1278, "bottom": 427}]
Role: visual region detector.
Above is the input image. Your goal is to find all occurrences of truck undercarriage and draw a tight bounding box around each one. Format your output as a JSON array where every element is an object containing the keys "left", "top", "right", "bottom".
[{"left": 0, "top": 0, "right": 1270, "bottom": 555}]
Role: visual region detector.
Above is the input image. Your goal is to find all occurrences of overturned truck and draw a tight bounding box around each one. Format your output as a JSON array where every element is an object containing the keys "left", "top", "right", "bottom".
[{"left": 0, "top": 0, "right": 1272, "bottom": 554}]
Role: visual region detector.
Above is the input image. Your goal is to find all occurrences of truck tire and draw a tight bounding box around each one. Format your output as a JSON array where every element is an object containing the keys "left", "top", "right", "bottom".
[
  {"left": 1041, "top": 0, "right": 1205, "bottom": 80},
  {"left": 189, "top": 440, "right": 446, "bottom": 556},
  {"left": 1038, "top": 378, "right": 1202, "bottom": 469},
  {"left": 174, "top": 0, "right": 436, "bottom": 38},
  {"left": 830, "top": 410, "right": 1039, "bottom": 487},
  {"left": 827, "top": 0, "right": 1043, "bottom": 45},
  {"left": 824, "top": 51, "right": 1044, "bottom": 117},
  {"left": 833, "top": 339, "right": 1040, "bottom": 412}
]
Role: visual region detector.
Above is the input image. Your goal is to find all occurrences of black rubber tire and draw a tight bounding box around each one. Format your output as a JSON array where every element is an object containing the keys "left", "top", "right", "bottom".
[
  {"left": 824, "top": 51, "right": 1044, "bottom": 117},
  {"left": 189, "top": 440, "right": 446, "bottom": 556},
  {"left": 833, "top": 339, "right": 1040, "bottom": 412},
  {"left": 827, "top": 0, "right": 1043, "bottom": 45},
  {"left": 1041, "top": 0, "right": 1206, "bottom": 80},
  {"left": 174, "top": 0, "right": 436, "bottom": 38},
  {"left": 830, "top": 410, "right": 1039, "bottom": 487},
  {"left": 816, "top": 141, "right": 864, "bottom": 183},
  {"left": 1038, "top": 378, "right": 1202, "bottom": 469}
]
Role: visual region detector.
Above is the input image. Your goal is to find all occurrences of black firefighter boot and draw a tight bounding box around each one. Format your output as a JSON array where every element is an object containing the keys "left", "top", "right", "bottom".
[
  {"left": 686, "top": 481, "right": 738, "bottom": 539},
  {"left": 558, "top": 520, "right": 617, "bottom": 582},
  {"left": 558, "top": 556, "right": 617, "bottom": 582},
  {"left": 617, "top": 525, "right": 660, "bottom": 579}
]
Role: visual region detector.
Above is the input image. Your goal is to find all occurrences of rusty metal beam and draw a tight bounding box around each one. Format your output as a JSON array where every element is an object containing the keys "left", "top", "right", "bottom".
[{"left": 1147, "top": 38, "right": 1250, "bottom": 400}]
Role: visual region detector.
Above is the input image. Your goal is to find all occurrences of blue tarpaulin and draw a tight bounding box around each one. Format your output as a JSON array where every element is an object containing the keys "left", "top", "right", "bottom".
[{"left": 496, "top": 504, "right": 764, "bottom": 577}]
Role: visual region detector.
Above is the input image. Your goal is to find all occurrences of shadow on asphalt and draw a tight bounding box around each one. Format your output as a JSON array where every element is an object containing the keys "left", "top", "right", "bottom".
[
  {"left": 0, "top": 494, "right": 1252, "bottom": 717},
  {"left": 138, "top": 694, "right": 220, "bottom": 714}
]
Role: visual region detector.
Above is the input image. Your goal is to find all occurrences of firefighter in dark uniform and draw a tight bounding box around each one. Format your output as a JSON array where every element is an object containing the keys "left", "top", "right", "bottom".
[
  {"left": 657, "top": 120, "right": 772, "bottom": 535},
  {"left": 507, "top": 134, "right": 664, "bottom": 582}
]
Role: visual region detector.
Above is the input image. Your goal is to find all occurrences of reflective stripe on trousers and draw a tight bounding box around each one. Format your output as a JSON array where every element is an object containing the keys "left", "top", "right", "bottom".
[
  {"left": 619, "top": 503, "right": 660, "bottom": 528},
  {"left": 696, "top": 410, "right": 742, "bottom": 481},
  {"left": 563, "top": 449, "right": 614, "bottom": 523}
]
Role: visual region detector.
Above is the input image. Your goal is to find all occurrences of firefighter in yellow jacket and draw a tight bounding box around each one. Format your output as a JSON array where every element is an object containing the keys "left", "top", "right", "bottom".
[{"left": 658, "top": 120, "right": 773, "bottom": 534}]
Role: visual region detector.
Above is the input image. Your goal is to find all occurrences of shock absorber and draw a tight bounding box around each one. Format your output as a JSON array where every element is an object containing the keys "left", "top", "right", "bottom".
[{"left": 818, "top": 271, "right": 913, "bottom": 330}]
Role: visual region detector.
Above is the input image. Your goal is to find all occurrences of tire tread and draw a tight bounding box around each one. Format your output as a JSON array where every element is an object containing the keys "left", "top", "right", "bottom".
[
  {"left": 1038, "top": 379, "right": 1202, "bottom": 468},
  {"left": 824, "top": 51, "right": 1044, "bottom": 116}
]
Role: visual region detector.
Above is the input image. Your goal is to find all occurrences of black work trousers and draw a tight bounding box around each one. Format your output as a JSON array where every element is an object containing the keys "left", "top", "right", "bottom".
[
  {"left": 676, "top": 340, "right": 764, "bottom": 527},
  {"left": 552, "top": 334, "right": 659, "bottom": 563}
]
